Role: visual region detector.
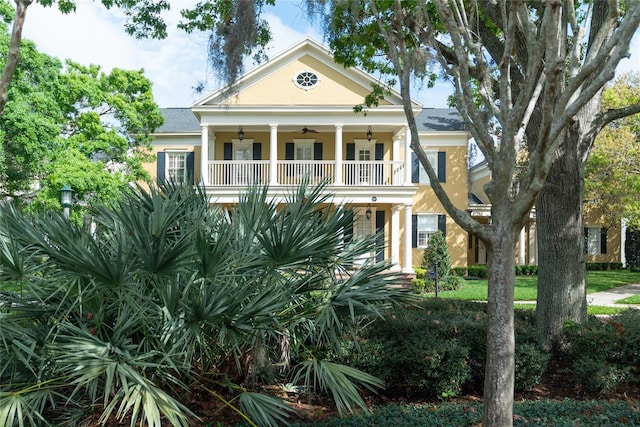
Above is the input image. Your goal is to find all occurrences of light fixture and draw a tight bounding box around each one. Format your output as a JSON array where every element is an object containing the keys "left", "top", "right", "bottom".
[
  {"left": 365, "top": 205, "right": 372, "bottom": 220},
  {"left": 366, "top": 126, "right": 373, "bottom": 142},
  {"left": 238, "top": 127, "right": 244, "bottom": 141},
  {"left": 60, "top": 184, "right": 73, "bottom": 219}
]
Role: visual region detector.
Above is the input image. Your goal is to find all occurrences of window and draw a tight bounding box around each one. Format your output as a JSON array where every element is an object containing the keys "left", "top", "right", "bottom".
[
  {"left": 295, "top": 143, "right": 313, "bottom": 160},
  {"left": 417, "top": 214, "right": 438, "bottom": 248},
  {"left": 585, "top": 227, "right": 607, "bottom": 255},
  {"left": 166, "top": 152, "right": 189, "bottom": 183},
  {"left": 294, "top": 71, "right": 319, "bottom": 89},
  {"left": 419, "top": 151, "right": 438, "bottom": 184}
]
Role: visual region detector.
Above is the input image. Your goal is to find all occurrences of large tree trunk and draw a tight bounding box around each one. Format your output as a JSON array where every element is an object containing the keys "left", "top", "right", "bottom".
[
  {"left": 483, "top": 222, "right": 516, "bottom": 427},
  {"left": 535, "top": 125, "right": 588, "bottom": 342},
  {"left": 535, "top": 93, "right": 602, "bottom": 342}
]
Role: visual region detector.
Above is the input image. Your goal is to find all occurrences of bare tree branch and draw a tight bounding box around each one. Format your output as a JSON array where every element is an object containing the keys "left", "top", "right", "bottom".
[{"left": 0, "top": 0, "right": 32, "bottom": 115}]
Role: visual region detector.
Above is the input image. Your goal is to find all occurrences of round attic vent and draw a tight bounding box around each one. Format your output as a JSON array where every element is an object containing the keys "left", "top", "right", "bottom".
[{"left": 294, "top": 71, "right": 319, "bottom": 89}]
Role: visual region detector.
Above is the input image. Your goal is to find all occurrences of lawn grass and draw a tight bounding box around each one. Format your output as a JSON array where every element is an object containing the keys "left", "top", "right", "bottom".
[
  {"left": 513, "top": 303, "right": 627, "bottom": 315},
  {"left": 616, "top": 294, "right": 640, "bottom": 304},
  {"left": 430, "top": 270, "right": 640, "bottom": 301}
]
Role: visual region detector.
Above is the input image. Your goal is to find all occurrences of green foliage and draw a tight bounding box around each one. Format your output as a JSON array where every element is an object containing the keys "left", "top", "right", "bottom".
[
  {"left": 451, "top": 267, "right": 467, "bottom": 276},
  {"left": 0, "top": 181, "right": 413, "bottom": 425},
  {"left": 586, "top": 72, "right": 640, "bottom": 228},
  {"left": 0, "top": 24, "right": 162, "bottom": 213},
  {"left": 515, "top": 265, "right": 538, "bottom": 276},
  {"left": 290, "top": 400, "right": 640, "bottom": 427},
  {"left": 562, "top": 310, "right": 640, "bottom": 394},
  {"left": 586, "top": 262, "right": 624, "bottom": 271},
  {"left": 626, "top": 228, "right": 640, "bottom": 271},
  {"left": 333, "top": 300, "right": 549, "bottom": 399},
  {"left": 466, "top": 265, "right": 488, "bottom": 279},
  {"left": 421, "top": 231, "right": 451, "bottom": 279}
]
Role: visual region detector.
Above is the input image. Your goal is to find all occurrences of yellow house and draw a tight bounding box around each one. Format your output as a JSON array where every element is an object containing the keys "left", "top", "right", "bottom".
[
  {"left": 468, "top": 160, "right": 625, "bottom": 267},
  {"left": 144, "top": 38, "right": 470, "bottom": 272}
]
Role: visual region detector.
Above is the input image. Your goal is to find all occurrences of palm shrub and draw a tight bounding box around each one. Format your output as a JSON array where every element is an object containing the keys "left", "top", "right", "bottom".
[{"left": 0, "top": 181, "right": 413, "bottom": 426}]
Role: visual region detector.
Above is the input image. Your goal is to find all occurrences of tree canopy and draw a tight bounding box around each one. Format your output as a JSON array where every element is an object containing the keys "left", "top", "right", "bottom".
[
  {"left": 586, "top": 72, "right": 640, "bottom": 228},
  {"left": 0, "top": 15, "right": 163, "bottom": 217}
]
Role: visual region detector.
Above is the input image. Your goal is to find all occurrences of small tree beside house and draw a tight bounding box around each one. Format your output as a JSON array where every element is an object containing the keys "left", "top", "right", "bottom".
[{"left": 414, "top": 231, "right": 457, "bottom": 293}]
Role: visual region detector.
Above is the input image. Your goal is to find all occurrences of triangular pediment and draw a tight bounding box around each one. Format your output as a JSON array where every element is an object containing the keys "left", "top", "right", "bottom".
[{"left": 193, "top": 37, "right": 417, "bottom": 109}]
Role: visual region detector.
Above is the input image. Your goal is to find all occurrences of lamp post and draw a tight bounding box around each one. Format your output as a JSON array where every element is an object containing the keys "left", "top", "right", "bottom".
[{"left": 60, "top": 184, "right": 72, "bottom": 219}]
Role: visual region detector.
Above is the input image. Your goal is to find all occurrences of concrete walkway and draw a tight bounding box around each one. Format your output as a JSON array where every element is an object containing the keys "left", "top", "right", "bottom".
[{"left": 587, "top": 283, "right": 640, "bottom": 308}]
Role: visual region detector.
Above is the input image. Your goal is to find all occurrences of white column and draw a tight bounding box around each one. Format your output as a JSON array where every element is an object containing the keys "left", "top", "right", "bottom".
[
  {"left": 621, "top": 219, "right": 627, "bottom": 267},
  {"left": 270, "top": 124, "right": 278, "bottom": 185},
  {"left": 404, "top": 126, "right": 412, "bottom": 185},
  {"left": 334, "top": 124, "right": 343, "bottom": 185},
  {"left": 393, "top": 134, "right": 401, "bottom": 185},
  {"left": 403, "top": 203, "right": 415, "bottom": 274},
  {"left": 529, "top": 223, "right": 537, "bottom": 265},
  {"left": 519, "top": 226, "right": 526, "bottom": 265},
  {"left": 391, "top": 205, "right": 401, "bottom": 270},
  {"left": 200, "top": 124, "right": 209, "bottom": 185}
]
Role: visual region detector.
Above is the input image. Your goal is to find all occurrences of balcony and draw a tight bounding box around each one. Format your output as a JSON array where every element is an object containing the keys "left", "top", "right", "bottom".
[{"left": 206, "top": 160, "right": 407, "bottom": 186}]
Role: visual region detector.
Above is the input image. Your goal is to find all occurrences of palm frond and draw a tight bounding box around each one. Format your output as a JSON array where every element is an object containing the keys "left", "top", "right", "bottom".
[
  {"left": 294, "top": 358, "right": 384, "bottom": 415},
  {"left": 238, "top": 391, "right": 293, "bottom": 427}
]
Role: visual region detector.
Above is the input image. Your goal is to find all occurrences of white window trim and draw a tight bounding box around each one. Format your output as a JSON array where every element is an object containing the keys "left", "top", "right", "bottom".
[
  {"left": 417, "top": 213, "right": 438, "bottom": 249},
  {"left": 165, "top": 151, "right": 189, "bottom": 184},
  {"left": 293, "top": 70, "right": 320, "bottom": 90},
  {"left": 585, "top": 226, "right": 602, "bottom": 255},
  {"left": 419, "top": 150, "right": 438, "bottom": 185}
]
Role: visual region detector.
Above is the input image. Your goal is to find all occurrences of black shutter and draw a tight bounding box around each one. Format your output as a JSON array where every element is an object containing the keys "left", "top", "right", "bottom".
[
  {"left": 376, "top": 210, "right": 385, "bottom": 263},
  {"left": 346, "top": 143, "right": 355, "bottom": 160},
  {"left": 584, "top": 228, "right": 589, "bottom": 254},
  {"left": 223, "top": 143, "right": 232, "bottom": 185},
  {"left": 344, "top": 210, "right": 354, "bottom": 243},
  {"left": 375, "top": 143, "right": 384, "bottom": 160},
  {"left": 411, "top": 152, "right": 419, "bottom": 183},
  {"left": 601, "top": 228, "right": 608, "bottom": 254},
  {"left": 438, "top": 214, "right": 446, "bottom": 237},
  {"left": 438, "top": 151, "right": 446, "bottom": 182},
  {"left": 186, "top": 152, "right": 195, "bottom": 184},
  {"left": 223, "top": 143, "right": 233, "bottom": 160},
  {"left": 412, "top": 214, "right": 417, "bottom": 248},
  {"left": 253, "top": 143, "right": 262, "bottom": 160},
  {"left": 374, "top": 143, "right": 384, "bottom": 185},
  {"left": 285, "top": 143, "right": 294, "bottom": 160},
  {"left": 314, "top": 142, "right": 323, "bottom": 160},
  {"left": 157, "top": 152, "right": 166, "bottom": 185}
]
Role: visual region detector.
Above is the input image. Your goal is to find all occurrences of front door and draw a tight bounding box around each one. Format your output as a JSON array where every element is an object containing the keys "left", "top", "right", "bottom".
[
  {"left": 353, "top": 209, "right": 375, "bottom": 265},
  {"left": 234, "top": 143, "right": 252, "bottom": 184},
  {"left": 356, "top": 143, "right": 373, "bottom": 185}
]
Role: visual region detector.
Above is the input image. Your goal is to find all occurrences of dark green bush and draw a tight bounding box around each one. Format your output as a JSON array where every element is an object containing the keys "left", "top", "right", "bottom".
[
  {"left": 334, "top": 300, "right": 549, "bottom": 399},
  {"left": 585, "top": 262, "right": 623, "bottom": 271},
  {"left": 515, "top": 265, "right": 537, "bottom": 276},
  {"left": 421, "top": 231, "right": 451, "bottom": 279},
  {"left": 626, "top": 228, "right": 640, "bottom": 271},
  {"left": 411, "top": 276, "right": 463, "bottom": 294},
  {"left": 562, "top": 310, "right": 640, "bottom": 393},
  {"left": 467, "top": 265, "right": 487, "bottom": 278},
  {"left": 451, "top": 267, "right": 467, "bottom": 277}
]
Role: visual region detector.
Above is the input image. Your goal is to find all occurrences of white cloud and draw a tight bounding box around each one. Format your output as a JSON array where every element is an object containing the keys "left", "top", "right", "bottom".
[{"left": 20, "top": 3, "right": 640, "bottom": 110}]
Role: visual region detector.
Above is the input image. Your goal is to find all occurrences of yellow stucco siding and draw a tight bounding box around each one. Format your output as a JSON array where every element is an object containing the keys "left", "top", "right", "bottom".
[
  {"left": 410, "top": 145, "right": 469, "bottom": 268},
  {"left": 220, "top": 55, "right": 389, "bottom": 106},
  {"left": 584, "top": 206, "right": 622, "bottom": 264}
]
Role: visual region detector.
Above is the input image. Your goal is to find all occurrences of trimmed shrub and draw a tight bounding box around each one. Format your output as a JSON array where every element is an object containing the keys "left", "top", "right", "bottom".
[
  {"left": 562, "top": 310, "right": 640, "bottom": 393},
  {"left": 421, "top": 231, "right": 451, "bottom": 279},
  {"left": 334, "top": 300, "right": 549, "bottom": 399},
  {"left": 451, "top": 267, "right": 467, "bottom": 277},
  {"left": 467, "top": 265, "right": 488, "bottom": 278},
  {"left": 516, "top": 265, "right": 538, "bottom": 276}
]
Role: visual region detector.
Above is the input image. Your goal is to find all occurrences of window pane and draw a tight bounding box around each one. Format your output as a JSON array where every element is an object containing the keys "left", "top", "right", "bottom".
[
  {"left": 167, "top": 153, "right": 186, "bottom": 183},
  {"left": 419, "top": 151, "right": 438, "bottom": 184},
  {"left": 587, "top": 227, "right": 601, "bottom": 255}
]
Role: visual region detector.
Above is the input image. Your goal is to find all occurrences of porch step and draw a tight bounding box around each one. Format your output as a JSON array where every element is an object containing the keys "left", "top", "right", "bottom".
[{"left": 394, "top": 272, "right": 416, "bottom": 288}]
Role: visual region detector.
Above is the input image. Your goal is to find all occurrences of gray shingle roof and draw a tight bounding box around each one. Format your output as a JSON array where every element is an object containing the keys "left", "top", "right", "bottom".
[
  {"left": 415, "top": 108, "right": 465, "bottom": 132},
  {"left": 156, "top": 107, "right": 465, "bottom": 133},
  {"left": 156, "top": 108, "right": 200, "bottom": 133}
]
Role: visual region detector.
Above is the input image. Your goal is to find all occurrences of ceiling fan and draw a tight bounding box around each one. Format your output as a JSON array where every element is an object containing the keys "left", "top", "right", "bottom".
[{"left": 294, "top": 126, "right": 319, "bottom": 134}]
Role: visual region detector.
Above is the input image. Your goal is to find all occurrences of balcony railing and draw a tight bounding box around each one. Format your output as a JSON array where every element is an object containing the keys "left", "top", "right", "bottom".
[{"left": 207, "top": 160, "right": 406, "bottom": 186}]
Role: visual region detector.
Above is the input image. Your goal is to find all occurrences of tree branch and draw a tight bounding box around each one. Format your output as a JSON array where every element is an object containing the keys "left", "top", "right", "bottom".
[{"left": 0, "top": 0, "right": 32, "bottom": 115}]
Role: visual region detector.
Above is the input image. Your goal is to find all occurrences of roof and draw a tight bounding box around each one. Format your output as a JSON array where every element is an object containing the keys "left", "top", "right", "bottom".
[
  {"left": 156, "top": 107, "right": 465, "bottom": 134},
  {"left": 155, "top": 108, "right": 200, "bottom": 133},
  {"left": 415, "top": 108, "right": 465, "bottom": 132}
]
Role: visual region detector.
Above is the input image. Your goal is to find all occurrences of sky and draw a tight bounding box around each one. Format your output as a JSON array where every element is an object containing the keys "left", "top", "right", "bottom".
[{"left": 21, "top": 1, "right": 640, "bottom": 109}]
